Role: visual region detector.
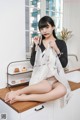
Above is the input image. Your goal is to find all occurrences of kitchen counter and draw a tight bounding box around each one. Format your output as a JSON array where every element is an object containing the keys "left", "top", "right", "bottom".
[
  {"left": 1, "top": 68, "right": 80, "bottom": 113},
  {"left": 0, "top": 80, "right": 80, "bottom": 113}
]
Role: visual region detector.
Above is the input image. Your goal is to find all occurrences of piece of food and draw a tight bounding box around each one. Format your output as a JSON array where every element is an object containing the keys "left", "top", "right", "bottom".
[
  {"left": 14, "top": 68, "right": 20, "bottom": 73},
  {"left": 22, "top": 67, "right": 27, "bottom": 72}
]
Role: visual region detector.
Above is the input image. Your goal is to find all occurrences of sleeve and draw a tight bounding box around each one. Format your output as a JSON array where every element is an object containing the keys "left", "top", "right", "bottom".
[
  {"left": 30, "top": 50, "right": 36, "bottom": 66},
  {"left": 58, "top": 41, "right": 68, "bottom": 68},
  {"left": 30, "top": 42, "right": 44, "bottom": 66},
  {"left": 30, "top": 44, "right": 36, "bottom": 66}
]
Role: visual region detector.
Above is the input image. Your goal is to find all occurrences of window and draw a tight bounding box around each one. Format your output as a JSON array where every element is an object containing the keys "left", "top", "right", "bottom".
[
  {"left": 46, "top": 0, "right": 63, "bottom": 35},
  {"left": 25, "top": 0, "right": 63, "bottom": 52},
  {"left": 25, "top": 0, "right": 41, "bottom": 52}
]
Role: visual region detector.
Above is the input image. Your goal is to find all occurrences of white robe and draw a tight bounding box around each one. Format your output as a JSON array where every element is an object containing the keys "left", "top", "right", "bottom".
[{"left": 29, "top": 44, "right": 71, "bottom": 107}]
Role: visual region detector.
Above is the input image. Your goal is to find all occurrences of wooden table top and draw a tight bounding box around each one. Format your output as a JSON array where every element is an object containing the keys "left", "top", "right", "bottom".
[
  {"left": 0, "top": 85, "right": 41, "bottom": 113},
  {"left": 0, "top": 68, "right": 80, "bottom": 113}
]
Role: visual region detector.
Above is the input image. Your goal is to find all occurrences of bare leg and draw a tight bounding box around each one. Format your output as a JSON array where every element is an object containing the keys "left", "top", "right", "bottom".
[
  {"left": 5, "top": 79, "right": 53, "bottom": 103},
  {"left": 17, "top": 80, "right": 53, "bottom": 95},
  {"left": 18, "top": 76, "right": 57, "bottom": 95},
  {"left": 5, "top": 79, "right": 55, "bottom": 102},
  {"left": 10, "top": 82, "right": 67, "bottom": 104}
]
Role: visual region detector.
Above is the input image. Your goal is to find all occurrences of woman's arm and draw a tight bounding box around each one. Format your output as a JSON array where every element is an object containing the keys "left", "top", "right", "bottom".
[
  {"left": 56, "top": 40, "right": 68, "bottom": 68},
  {"left": 30, "top": 36, "right": 41, "bottom": 66},
  {"left": 30, "top": 49, "right": 36, "bottom": 66},
  {"left": 50, "top": 40, "right": 68, "bottom": 68}
]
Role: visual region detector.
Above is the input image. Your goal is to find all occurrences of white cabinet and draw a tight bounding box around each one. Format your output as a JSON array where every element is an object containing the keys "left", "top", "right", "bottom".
[
  {"left": 0, "top": 100, "right": 54, "bottom": 120},
  {"left": 0, "top": 100, "right": 20, "bottom": 120},
  {"left": 20, "top": 102, "right": 54, "bottom": 120},
  {"left": 1, "top": 89, "right": 80, "bottom": 120}
]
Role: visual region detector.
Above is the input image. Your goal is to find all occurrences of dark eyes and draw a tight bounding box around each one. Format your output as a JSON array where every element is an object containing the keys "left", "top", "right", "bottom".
[
  {"left": 40, "top": 26, "right": 49, "bottom": 30},
  {"left": 46, "top": 26, "right": 49, "bottom": 28}
]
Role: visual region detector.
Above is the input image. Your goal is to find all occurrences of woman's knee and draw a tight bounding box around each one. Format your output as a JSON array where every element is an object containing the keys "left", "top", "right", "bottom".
[
  {"left": 60, "top": 84, "right": 67, "bottom": 96},
  {"left": 53, "top": 82, "right": 67, "bottom": 96}
]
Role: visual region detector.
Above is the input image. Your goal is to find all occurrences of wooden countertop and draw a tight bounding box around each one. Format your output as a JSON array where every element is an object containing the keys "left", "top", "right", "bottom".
[
  {"left": 0, "top": 84, "right": 41, "bottom": 113},
  {"left": 0, "top": 81, "right": 80, "bottom": 113},
  {"left": 0, "top": 69, "right": 80, "bottom": 113}
]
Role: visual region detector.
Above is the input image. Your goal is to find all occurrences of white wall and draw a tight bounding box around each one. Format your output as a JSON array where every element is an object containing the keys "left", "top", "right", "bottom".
[
  {"left": 0, "top": 0, "right": 25, "bottom": 83},
  {"left": 63, "top": 0, "right": 80, "bottom": 70},
  {"left": 0, "top": 0, "right": 80, "bottom": 85}
]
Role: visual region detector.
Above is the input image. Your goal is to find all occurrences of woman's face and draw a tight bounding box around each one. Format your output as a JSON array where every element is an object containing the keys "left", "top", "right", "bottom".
[{"left": 39, "top": 22, "right": 54, "bottom": 38}]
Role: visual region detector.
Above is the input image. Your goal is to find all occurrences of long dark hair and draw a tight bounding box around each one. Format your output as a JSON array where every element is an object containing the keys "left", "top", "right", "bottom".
[
  {"left": 32, "top": 16, "right": 57, "bottom": 52},
  {"left": 38, "top": 16, "right": 57, "bottom": 39}
]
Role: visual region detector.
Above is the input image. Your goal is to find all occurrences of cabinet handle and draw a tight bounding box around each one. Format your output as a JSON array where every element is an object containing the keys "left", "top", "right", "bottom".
[{"left": 35, "top": 105, "right": 44, "bottom": 111}]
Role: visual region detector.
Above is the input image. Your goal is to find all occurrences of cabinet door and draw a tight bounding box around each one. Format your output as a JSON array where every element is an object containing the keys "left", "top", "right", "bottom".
[
  {"left": 21, "top": 102, "right": 54, "bottom": 120},
  {"left": 0, "top": 100, "right": 20, "bottom": 120}
]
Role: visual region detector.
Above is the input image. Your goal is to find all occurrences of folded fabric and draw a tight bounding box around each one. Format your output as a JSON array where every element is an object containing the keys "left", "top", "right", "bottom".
[{"left": 66, "top": 71, "right": 80, "bottom": 83}]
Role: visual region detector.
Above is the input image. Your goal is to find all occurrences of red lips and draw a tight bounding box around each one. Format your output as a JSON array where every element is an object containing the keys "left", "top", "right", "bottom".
[{"left": 43, "top": 33, "right": 49, "bottom": 36}]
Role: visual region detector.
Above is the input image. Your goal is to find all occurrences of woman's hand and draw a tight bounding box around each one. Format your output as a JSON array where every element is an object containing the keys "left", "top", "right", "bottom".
[
  {"left": 33, "top": 36, "right": 41, "bottom": 46},
  {"left": 49, "top": 41, "right": 60, "bottom": 54}
]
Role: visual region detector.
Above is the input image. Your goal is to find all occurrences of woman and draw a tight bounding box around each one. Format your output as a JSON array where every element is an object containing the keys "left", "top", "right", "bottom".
[
  {"left": 5, "top": 16, "right": 70, "bottom": 106},
  {"left": 30, "top": 17, "right": 68, "bottom": 68}
]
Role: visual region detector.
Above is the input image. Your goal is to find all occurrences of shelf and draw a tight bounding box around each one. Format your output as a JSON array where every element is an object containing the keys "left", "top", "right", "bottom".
[
  {"left": 8, "top": 78, "right": 30, "bottom": 86},
  {"left": 7, "top": 60, "right": 32, "bottom": 87},
  {"left": 8, "top": 69, "right": 33, "bottom": 75}
]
